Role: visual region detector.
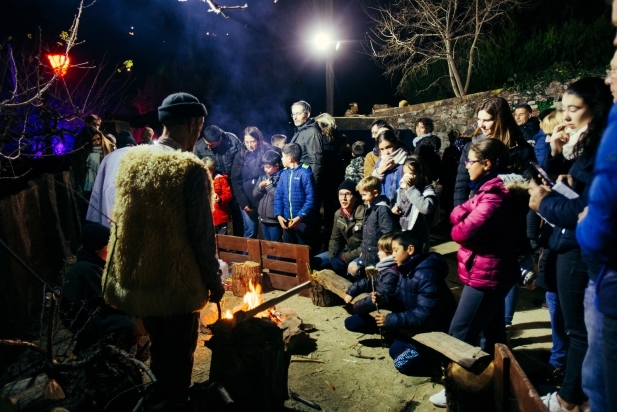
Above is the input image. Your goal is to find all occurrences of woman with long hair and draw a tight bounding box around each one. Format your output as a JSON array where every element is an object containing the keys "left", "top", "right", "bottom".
[
  {"left": 529, "top": 77, "right": 612, "bottom": 411},
  {"left": 231, "top": 126, "right": 273, "bottom": 238},
  {"left": 453, "top": 97, "right": 536, "bottom": 207},
  {"left": 371, "top": 129, "right": 411, "bottom": 204}
]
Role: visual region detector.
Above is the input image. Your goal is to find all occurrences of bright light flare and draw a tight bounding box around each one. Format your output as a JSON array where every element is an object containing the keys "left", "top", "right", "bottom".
[
  {"left": 313, "top": 32, "right": 332, "bottom": 50},
  {"left": 47, "top": 54, "right": 69, "bottom": 77}
]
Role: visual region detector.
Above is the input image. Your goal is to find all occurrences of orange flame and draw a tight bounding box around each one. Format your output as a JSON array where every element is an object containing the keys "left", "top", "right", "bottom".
[
  {"left": 47, "top": 54, "right": 69, "bottom": 77},
  {"left": 243, "top": 280, "right": 264, "bottom": 310},
  {"left": 224, "top": 310, "right": 233, "bottom": 319}
]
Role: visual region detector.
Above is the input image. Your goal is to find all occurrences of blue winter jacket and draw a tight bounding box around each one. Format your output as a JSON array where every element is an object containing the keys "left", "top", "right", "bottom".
[
  {"left": 577, "top": 104, "right": 617, "bottom": 265},
  {"left": 533, "top": 129, "right": 549, "bottom": 166},
  {"left": 274, "top": 163, "right": 316, "bottom": 221},
  {"left": 383, "top": 253, "right": 457, "bottom": 333}
]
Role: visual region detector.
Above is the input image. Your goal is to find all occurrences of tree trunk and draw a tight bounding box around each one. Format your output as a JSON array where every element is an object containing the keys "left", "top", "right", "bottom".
[
  {"left": 444, "top": 361, "right": 495, "bottom": 412},
  {"left": 231, "top": 261, "right": 262, "bottom": 297},
  {"left": 310, "top": 280, "right": 344, "bottom": 307}
]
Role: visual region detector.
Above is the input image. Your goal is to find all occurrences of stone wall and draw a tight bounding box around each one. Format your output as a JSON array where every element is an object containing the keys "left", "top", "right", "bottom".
[{"left": 335, "top": 81, "right": 568, "bottom": 151}]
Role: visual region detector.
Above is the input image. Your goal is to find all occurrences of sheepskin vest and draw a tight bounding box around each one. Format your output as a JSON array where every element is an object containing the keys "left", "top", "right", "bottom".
[{"left": 103, "top": 145, "right": 209, "bottom": 318}]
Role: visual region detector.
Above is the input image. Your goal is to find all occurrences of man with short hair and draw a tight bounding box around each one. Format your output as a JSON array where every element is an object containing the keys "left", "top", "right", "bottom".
[
  {"left": 103, "top": 92, "right": 223, "bottom": 409},
  {"left": 364, "top": 119, "right": 389, "bottom": 177},
  {"left": 515, "top": 103, "right": 545, "bottom": 148},
  {"left": 140, "top": 127, "right": 154, "bottom": 145},
  {"left": 290, "top": 100, "right": 323, "bottom": 181},
  {"left": 345, "top": 102, "right": 359, "bottom": 117}
]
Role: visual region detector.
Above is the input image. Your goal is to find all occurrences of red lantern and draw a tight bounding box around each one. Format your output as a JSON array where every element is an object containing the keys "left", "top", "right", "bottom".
[{"left": 47, "top": 54, "right": 70, "bottom": 77}]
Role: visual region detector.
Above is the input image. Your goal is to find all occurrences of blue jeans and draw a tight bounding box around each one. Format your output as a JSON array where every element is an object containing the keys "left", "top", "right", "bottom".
[
  {"left": 603, "top": 314, "right": 617, "bottom": 411},
  {"left": 282, "top": 221, "right": 312, "bottom": 246},
  {"left": 504, "top": 285, "right": 518, "bottom": 325},
  {"left": 449, "top": 285, "right": 508, "bottom": 357},
  {"left": 546, "top": 291, "right": 568, "bottom": 369},
  {"left": 241, "top": 209, "right": 259, "bottom": 239},
  {"left": 582, "top": 280, "right": 607, "bottom": 412},
  {"left": 261, "top": 222, "right": 282, "bottom": 242}
]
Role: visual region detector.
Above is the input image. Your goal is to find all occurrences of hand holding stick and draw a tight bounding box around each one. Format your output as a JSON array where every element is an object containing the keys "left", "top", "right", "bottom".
[{"left": 366, "top": 266, "right": 384, "bottom": 348}]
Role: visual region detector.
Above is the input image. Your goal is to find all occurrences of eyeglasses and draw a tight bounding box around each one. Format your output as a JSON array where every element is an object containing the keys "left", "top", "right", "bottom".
[
  {"left": 607, "top": 68, "right": 617, "bottom": 78},
  {"left": 338, "top": 192, "right": 353, "bottom": 198},
  {"left": 465, "top": 159, "right": 482, "bottom": 166},
  {"left": 291, "top": 112, "right": 305, "bottom": 117}
]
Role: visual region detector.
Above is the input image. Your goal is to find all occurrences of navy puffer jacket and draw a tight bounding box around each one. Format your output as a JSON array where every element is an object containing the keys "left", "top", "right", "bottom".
[
  {"left": 346, "top": 257, "right": 399, "bottom": 314},
  {"left": 383, "top": 253, "right": 457, "bottom": 333}
]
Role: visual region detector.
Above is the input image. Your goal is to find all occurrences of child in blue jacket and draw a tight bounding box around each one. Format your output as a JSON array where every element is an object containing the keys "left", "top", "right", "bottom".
[{"left": 274, "top": 143, "right": 316, "bottom": 246}]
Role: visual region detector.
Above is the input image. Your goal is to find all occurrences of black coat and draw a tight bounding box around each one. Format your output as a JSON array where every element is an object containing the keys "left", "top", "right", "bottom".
[
  {"left": 252, "top": 171, "right": 282, "bottom": 224},
  {"left": 193, "top": 131, "right": 241, "bottom": 176},
  {"left": 291, "top": 119, "right": 323, "bottom": 181},
  {"left": 519, "top": 117, "right": 541, "bottom": 145},
  {"left": 453, "top": 135, "right": 536, "bottom": 207},
  {"left": 414, "top": 135, "right": 442, "bottom": 181},
  {"left": 360, "top": 196, "right": 399, "bottom": 266},
  {"left": 231, "top": 144, "right": 275, "bottom": 209},
  {"left": 346, "top": 257, "right": 399, "bottom": 314}
]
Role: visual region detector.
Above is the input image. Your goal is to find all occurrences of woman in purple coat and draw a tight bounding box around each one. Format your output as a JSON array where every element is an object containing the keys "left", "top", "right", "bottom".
[{"left": 448, "top": 138, "right": 522, "bottom": 355}]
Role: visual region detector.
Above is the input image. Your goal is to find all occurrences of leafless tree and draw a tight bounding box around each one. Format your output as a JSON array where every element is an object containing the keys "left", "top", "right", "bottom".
[{"left": 365, "top": 0, "right": 523, "bottom": 97}]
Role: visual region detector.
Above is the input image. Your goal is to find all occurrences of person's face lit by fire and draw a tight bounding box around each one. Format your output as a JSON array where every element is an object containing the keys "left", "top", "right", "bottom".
[
  {"left": 244, "top": 134, "right": 259, "bottom": 152},
  {"left": 291, "top": 104, "right": 309, "bottom": 127}
]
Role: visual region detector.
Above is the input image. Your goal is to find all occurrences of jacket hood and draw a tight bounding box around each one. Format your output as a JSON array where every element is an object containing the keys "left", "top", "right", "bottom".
[
  {"left": 376, "top": 256, "right": 397, "bottom": 270},
  {"left": 369, "top": 195, "right": 390, "bottom": 208},
  {"left": 499, "top": 173, "right": 531, "bottom": 212},
  {"left": 399, "top": 252, "right": 448, "bottom": 279},
  {"left": 294, "top": 118, "right": 317, "bottom": 133}
]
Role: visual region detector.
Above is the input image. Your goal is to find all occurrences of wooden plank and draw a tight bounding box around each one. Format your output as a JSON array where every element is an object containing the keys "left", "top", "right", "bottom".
[
  {"left": 247, "top": 239, "right": 262, "bottom": 263},
  {"left": 411, "top": 332, "right": 491, "bottom": 371},
  {"left": 266, "top": 272, "right": 300, "bottom": 291},
  {"left": 260, "top": 240, "right": 300, "bottom": 259},
  {"left": 263, "top": 259, "right": 298, "bottom": 274},
  {"left": 494, "top": 344, "right": 511, "bottom": 412},
  {"left": 219, "top": 252, "right": 250, "bottom": 264},
  {"left": 296, "top": 245, "right": 311, "bottom": 297},
  {"left": 216, "top": 234, "right": 248, "bottom": 252},
  {"left": 500, "top": 344, "right": 548, "bottom": 412}
]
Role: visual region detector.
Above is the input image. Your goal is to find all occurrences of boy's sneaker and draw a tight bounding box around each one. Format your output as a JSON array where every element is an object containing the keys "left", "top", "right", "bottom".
[
  {"left": 541, "top": 392, "right": 579, "bottom": 412},
  {"left": 429, "top": 388, "right": 446, "bottom": 408}
]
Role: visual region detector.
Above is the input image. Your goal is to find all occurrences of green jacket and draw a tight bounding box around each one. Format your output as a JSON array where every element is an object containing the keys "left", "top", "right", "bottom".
[{"left": 328, "top": 204, "right": 366, "bottom": 263}]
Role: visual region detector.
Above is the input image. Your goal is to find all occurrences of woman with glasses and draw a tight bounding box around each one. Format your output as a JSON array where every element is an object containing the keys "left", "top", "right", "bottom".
[
  {"left": 529, "top": 78, "right": 613, "bottom": 412},
  {"left": 231, "top": 126, "right": 275, "bottom": 238}
]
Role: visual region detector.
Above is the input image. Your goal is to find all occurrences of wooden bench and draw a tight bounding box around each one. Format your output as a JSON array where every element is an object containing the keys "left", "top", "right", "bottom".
[
  {"left": 215, "top": 235, "right": 311, "bottom": 297},
  {"left": 494, "top": 343, "right": 548, "bottom": 412}
]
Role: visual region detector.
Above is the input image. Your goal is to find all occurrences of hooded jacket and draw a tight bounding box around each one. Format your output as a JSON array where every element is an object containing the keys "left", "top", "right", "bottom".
[
  {"left": 274, "top": 164, "right": 316, "bottom": 221},
  {"left": 453, "top": 135, "right": 536, "bottom": 207},
  {"left": 231, "top": 144, "right": 275, "bottom": 210},
  {"left": 193, "top": 131, "right": 241, "bottom": 176},
  {"left": 346, "top": 256, "right": 399, "bottom": 314},
  {"left": 383, "top": 253, "right": 457, "bottom": 332},
  {"left": 290, "top": 119, "right": 323, "bottom": 181},
  {"left": 328, "top": 203, "right": 366, "bottom": 263},
  {"left": 212, "top": 173, "right": 232, "bottom": 226},
  {"left": 360, "top": 195, "right": 399, "bottom": 266},
  {"left": 253, "top": 170, "right": 283, "bottom": 224},
  {"left": 451, "top": 176, "right": 521, "bottom": 290}
]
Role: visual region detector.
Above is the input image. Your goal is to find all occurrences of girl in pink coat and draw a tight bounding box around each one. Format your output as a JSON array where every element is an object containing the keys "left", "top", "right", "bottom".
[{"left": 448, "top": 138, "right": 521, "bottom": 356}]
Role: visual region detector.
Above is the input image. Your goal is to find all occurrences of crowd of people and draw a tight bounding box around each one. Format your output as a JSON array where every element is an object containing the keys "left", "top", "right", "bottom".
[{"left": 62, "top": 9, "right": 617, "bottom": 410}]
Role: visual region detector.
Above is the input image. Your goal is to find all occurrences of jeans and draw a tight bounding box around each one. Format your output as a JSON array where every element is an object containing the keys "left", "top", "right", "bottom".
[
  {"left": 261, "top": 222, "right": 282, "bottom": 242},
  {"left": 142, "top": 312, "right": 200, "bottom": 397},
  {"left": 215, "top": 224, "right": 228, "bottom": 235},
  {"left": 449, "top": 285, "right": 509, "bottom": 357},
  {"left": 582, "top": 280, "right": 607, "bottom": 411},
  {"left": 282, "top": 221, "right": 313, "bottom": 246},
  {"left": 504, "top": 285, "right": 519, "bottom": 325},
  {"left": 241, "top": 208, "right": 259, "bottom": 239},
  {"left": 344, "top": 314, "right": 435, "bottom": 375},
  {"left": 603, "top": 315, "right": 617, "bottom": 411},
  {"left": 546, "top": 291, "right": 568, "bottom": 369},
  {"left": 555, "top": 248, "right": 589, "bottom": 405}
]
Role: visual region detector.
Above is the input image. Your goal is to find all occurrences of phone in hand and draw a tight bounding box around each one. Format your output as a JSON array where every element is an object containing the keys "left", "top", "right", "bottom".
[{"left": 531, "top": 162, "right": 555, "bottom": 187}]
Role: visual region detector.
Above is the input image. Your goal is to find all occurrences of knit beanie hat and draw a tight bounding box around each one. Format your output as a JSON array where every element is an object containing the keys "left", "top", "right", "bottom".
[
  {"left": 338, "top": 179, "right": 359, "bottom": 197},
  {"left": 81, "top": 223, "right": 111, "bottom": 252},
  {"left": 158, "top": 93, "right": 207, "bottom": 124},
  {"left": 116, "top": 131, "right": 136, "bottom": 148}
]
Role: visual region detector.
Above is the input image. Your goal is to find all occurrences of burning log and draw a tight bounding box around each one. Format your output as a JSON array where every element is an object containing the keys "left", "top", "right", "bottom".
[
  {"left": 231, "top": 261, "right": 263, "bottom": 297},
  {"left": 0, "top": 374, "right": 65, "bottom": 412},
  {"left": 310, "top": 269, "right": 368, "bottom": 307}
]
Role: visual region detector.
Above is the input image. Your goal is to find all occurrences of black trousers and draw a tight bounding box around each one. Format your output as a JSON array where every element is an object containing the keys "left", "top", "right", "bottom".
[{"left": 142, "top": 312, "right": 200, "bottom": 396}]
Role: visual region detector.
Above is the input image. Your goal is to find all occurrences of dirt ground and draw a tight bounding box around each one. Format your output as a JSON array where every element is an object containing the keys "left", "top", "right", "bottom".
[{"left": 191, "top": 235, "right": 552, "bottom": 412}]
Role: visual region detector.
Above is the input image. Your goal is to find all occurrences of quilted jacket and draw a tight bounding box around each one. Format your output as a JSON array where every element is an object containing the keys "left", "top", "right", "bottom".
[
  {"left": 212, "top": 174, "right": 232, "bottom": 226},
  {"left": 273, "top": 164, "right": 316, "bottom": 221},
  {"left": 360, "top": 195, "right": 399, "bottom": 266},
  {"left": 451, "top": 176, "right": 520, "bottom": 290},
  {"left": 346, "top": 256, "right": 399, "bottom": 314}
]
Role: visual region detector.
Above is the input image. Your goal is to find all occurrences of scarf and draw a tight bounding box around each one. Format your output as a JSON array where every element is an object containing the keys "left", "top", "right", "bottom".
[
  {"left": 562, "top": 125, "right": 588, "bottom": 160},
  {"left": 381, "top": 147, "right": 407, "bottom": 165},
  {"left": 469, "top": 171, "right": 498, "bottom": 194},
  {"left": 413, "top": 133, "right": 431, "bottom": 148}
]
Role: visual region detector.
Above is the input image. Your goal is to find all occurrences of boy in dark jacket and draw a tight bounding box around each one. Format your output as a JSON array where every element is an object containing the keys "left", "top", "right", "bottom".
[
  {"left": 351, "top": 176, "right": 398, "bottom": 274},
  {"left": 344, "top": 233, "right": 399, "bottom": 314},
  {"left": 274, "top": 143, "right": 316, "bottom": 246},
  {"left": 346, "top": 231, "right": 456, "bottom": 376},
  {"left": 253, "top": 150, "right": 284, "bottom": 241}
]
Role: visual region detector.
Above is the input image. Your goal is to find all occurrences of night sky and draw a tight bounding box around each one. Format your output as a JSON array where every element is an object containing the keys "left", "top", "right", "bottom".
[{"left": 2, "top": 0, "right": 396, "bottom": 137}]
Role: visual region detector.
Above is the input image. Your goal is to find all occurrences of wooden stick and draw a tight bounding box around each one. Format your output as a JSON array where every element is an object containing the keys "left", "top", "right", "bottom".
[
  {"left": 291, "top": 356, "right": 325, "bottom": 363},
  {"left": 240, "top": 281, "right": 312, "bottom": 321}
]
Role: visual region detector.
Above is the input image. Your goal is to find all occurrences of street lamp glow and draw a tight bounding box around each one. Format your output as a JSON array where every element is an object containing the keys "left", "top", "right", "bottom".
[{"left": 313, "top": 32, "right": 331, "bottom": 50}]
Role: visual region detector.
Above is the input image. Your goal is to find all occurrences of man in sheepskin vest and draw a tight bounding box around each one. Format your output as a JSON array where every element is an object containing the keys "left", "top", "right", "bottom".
[{"left": 102, "top": 92, "right": 223, "bottom": 409}]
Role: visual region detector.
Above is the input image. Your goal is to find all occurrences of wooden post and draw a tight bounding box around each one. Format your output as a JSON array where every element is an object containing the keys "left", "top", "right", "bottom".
[
  {"left": 494, "top": 344, "right": 510, "bottom": 412},
  {"left": 231, "top": 261, "right": 262, "bottom": 297}
]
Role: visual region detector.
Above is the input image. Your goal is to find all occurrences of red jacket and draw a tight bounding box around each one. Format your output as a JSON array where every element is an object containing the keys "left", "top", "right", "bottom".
[
  {"left": 212, "top": 174, "right": 232, "bottom": 226},
  {"left": 450, "top": 177, "right": 519, "bottom": 291}
]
